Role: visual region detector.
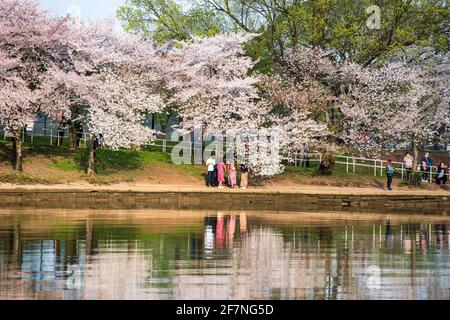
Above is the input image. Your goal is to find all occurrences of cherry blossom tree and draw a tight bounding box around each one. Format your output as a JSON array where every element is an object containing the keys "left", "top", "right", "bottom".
[
  {"left": 258, "top": 73, "right": 327, "bottom": 162},
  {"left": 272, "top": 46, "right": 449, "bottom": 175},
  {"left": 167, "top": 35, "right": 327, "bottom": 176},
  {"left": 338, "top": 49, "right": 449, "bottom": 169},
  {"left": 47, "top": 20, "right": 165, "bottom": 175},
  {"left": 1, "top": 1, "right": 165, "bottom": 174},
  {"left": 263, "top": 48, "right": 337, "bottom": 174},
  {"left": 165, "top": 34, "right": 275, "bottom": 175},
  {"left": 0, "top": 0, "right": 68, "bottom": 171},
  {"left": 165, "top": 34, "right": 289, "bottom": 176},
  {"left": 166, "top": 33, "right": 260, "bottom": 133}
]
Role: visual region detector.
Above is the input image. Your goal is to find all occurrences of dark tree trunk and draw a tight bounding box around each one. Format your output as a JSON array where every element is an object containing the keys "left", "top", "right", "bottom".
[
  {"left": 87, "top": 137, "right": 97, "bottom": 176},
  {"left": 68, "top": 122, "right": 78, "bottom": 151},
  {"left": 412, "top": 140, "right": 419, "bottom": 172},
  {"left": 318, "top": 151, "right": 334, "bottom": 176},
  {"left": 12, "top": 129, "right": 23, "bottom": 172},
  {"left": 68, "top": 105, "right": 83, "bottom": 150}
]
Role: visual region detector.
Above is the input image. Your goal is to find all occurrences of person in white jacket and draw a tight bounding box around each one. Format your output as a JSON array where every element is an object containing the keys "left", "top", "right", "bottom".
[{"left": 403, "top": 152, "right": 414, "bottom": 181}]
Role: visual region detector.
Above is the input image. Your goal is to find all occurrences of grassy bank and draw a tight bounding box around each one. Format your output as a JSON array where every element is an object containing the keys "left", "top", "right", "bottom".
[
  {"left": 0, "top": 139, "right": 445, "bottom": 190},
  {"left": 0, "top": 140, "right": 205, "bottom": 185}
]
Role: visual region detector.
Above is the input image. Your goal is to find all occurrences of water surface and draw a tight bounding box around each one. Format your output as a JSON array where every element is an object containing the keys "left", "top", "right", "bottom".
[{"left": 0, "top": 209, "right": 449, "bottom": 300}]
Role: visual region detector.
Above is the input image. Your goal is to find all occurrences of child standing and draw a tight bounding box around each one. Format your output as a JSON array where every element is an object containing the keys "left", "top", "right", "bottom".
[{"left": 386, "top": 160, "right": 395, "bottom": 192}]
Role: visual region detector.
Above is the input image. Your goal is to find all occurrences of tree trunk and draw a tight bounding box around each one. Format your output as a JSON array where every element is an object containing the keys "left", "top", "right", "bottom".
[
  {"left": 318, "top": 151, "right": 334, "bottom": 176},
  {"left": 412, "top": 140, "right": 419, "bottom": 172},
  {"left": 317, "top": 110, "right": 335, "bottom": 176},
  {"left": 68, "top": 122, "right": 78, "bottom": 151},
  {"left": 68, "top": 105, "right": 82, "bottom": 150},
  {"left": 86, "top": 137, "right": 97, "bottom": 176},
  {"left": 151, "top": 113, "right": 155, "bottom": 130},
  {"left": 12, "top": 129, "right": 23, "bottom": 172}
]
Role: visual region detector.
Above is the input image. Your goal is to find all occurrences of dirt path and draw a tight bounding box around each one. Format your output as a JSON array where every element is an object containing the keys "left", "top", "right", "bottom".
[{"left": 0, "top": 182, "right": 448, "bottom": 196}]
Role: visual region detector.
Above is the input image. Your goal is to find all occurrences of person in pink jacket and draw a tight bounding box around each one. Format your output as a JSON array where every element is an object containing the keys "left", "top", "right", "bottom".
[{"left": 216, "top": 160, "right": 226, "bottom": 188}]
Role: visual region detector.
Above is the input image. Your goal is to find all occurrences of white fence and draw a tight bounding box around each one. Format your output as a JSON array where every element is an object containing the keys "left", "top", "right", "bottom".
[
  {"left": 292, "top": 154, "right": 449, "bottom": 182},
  {"left": 1, "top": 127, "right": 449, "bottom": 181}
]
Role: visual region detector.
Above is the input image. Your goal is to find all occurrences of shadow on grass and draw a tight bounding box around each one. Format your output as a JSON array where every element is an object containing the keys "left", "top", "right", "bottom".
[
  {"left": 27, "top": 143, "right": 77, "bottom": 158},
  {"left": 75, "top": 148, "right": 144, "bottom": 175},
  {"left": 0, "top": 140, "right": 12, "bottom": 164}
]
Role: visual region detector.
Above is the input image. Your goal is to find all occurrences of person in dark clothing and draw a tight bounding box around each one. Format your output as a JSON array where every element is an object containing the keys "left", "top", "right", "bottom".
[
  {"left": 436, "top": 163, "right": 448, "bottom": 185},
  {"left": 386, "top": 160, "right": 395, "bottom": 191},
  {"left": 212, "top": 164, "right": 219, "bottom": 187},
  {"left": 56, "top": 117, "right": 69, "bottom": 146},
  {"left": 239, "top": 140, "right": 250, "bottom": 189},
  {"left": 75, "top": 122, "right": 84, "bottom": 147},
  {"left": 94, "top": 133, "right": 102, "bottom": 149},
  {"left": 421, "top": 152, "right": 433, "bottom": 182}
]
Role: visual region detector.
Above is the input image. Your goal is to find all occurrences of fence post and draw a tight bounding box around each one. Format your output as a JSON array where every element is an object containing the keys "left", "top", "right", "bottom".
[
  {"left": 31, "top": 130, "right": 34, "bottom": 145},
  {"left": 162, "top": 139, "right": 167, "bottom": 153},
  {"left": 22, "top": 128, "right": 25, "bottom": 142},
  {"left": 346, "top": 157, "right": 349, "bottom": 173},
  {"left": 430, "top": 167, "right": 433, "bottom": 183},
  {"left": 401, "top": 163, "right": 404, "bottom": 180},
  {"left": 374, "top": 160, "right": 377, "bottom": 177},
  {"left": 380, "top": 160, "right": 383, "bottom": 177},
  {"left": 50, "top": 129, "right": 53, "bottom": 146},
  {"left": 295, "top": 152, "right": 298, "bottom": 167},
  {"left": 352, "top": 158, "right": 356, "bottom": 174}
]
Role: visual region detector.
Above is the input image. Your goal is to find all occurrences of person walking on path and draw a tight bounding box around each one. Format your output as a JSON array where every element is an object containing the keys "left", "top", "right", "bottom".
[
  {"left": 404, "top": 152, "right": 414, "bottom": 181},
  {"left": 240, "top": 163, "right": 249, "bottom": 189},
  {"left": 217, "top": 160, "right": 226, "bottom": 188},
  {"left": 206, "top": 154, "right": 216, "bottom": 187},
  {"left": 386, "top": 160, "right": 395, "bottom": 192},
  {"left": 421, "top": 152, "right": 433, "bottom": 182},
  {"left": 226, "top": 161, "right": 237, "bottom": 188}
]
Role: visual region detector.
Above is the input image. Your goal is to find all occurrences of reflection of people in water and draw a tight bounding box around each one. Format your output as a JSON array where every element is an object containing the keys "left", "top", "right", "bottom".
[
  {"left": 204, "top": 222, "right": 215, "bottom": 260},
  {"left": 435, "top": 224, "right": 445, "bottom": 250},
  {"left": 385, "top": 216, "right": 393, "bottom": 251},
  {"left": 226, "top": 215, "right": 236, "bottom": 246},
  {"left": 420, "top": 223, "right": 429, "bottom": 255},
  {"left": 239, "top": 213, "right": 247, "bottom": 235},
  {"left": 216, "top": 213, "right": 225, "bottom": 248},
  {"left": 204, "top": 213, "right": 244, "bottom": 251},
  {"left": 403, "top": 236, "right": 412, "bottom": 254}
]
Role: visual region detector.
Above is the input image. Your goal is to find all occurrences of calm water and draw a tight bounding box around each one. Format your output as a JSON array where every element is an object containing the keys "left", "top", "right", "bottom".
[{"left": 0, "top": 209, "right": 449, "bottom": 300}]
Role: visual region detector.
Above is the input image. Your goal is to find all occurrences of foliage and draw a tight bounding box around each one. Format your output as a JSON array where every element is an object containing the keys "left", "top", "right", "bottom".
[{"left": 117, "top": 0, "right": 229, "bottom": 43}]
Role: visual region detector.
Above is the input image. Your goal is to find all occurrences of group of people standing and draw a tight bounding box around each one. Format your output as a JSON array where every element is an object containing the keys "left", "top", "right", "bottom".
[
  {"left": 206, "top": 154, "right": 248, "bottom": 189},
  {"left": 386, "top": 151, "right": 449, "bottom": 191}
]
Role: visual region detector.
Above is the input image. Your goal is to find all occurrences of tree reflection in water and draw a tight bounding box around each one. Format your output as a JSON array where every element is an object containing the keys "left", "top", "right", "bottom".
[{"left": 0, "top": 209, "right": 449, "bottom": 300}]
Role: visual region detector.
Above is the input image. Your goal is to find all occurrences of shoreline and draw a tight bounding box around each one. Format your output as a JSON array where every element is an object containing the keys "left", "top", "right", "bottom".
[
  {"left": 0, "top": 183, "right": 448, "bottom": 196},
  {"left": 0, "top": 183, "right": 448, "bottom": 215}
]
